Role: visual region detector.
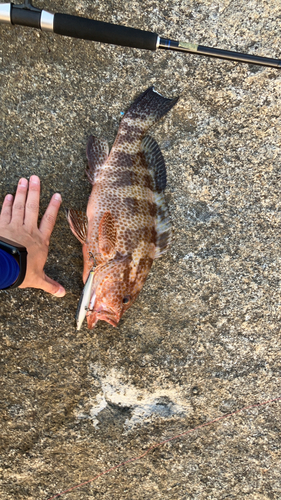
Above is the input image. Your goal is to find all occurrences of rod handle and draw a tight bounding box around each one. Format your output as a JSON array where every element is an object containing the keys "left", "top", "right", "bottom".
[
  {"left": 53, "top": 13, "right": 158, "bottom": 51},
  {"left": 10, "top": 3, "right": 41, "bottom": 28}
]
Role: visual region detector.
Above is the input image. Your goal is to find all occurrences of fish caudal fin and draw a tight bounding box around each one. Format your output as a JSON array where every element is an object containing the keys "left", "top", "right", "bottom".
[
  {"left": 116, "top": 87, "right": 179, "bottom": 144},
  {"left": 126, "top": 86, "right": 179, "bottom": 124},
  {"left": 86, "top": 136, "right": 109, "bottom": 184},
  {"left": 66, "top": 209, "right": 88, "bottom": 244}
]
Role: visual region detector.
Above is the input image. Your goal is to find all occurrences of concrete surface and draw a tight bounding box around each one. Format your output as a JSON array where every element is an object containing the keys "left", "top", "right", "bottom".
[{"left": 0, "top": 0, "right": 281, "bottom": 499}]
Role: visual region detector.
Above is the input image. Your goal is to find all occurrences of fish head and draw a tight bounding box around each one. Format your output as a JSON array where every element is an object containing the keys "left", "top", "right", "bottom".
[
  {"left": 86, "top": 254, "right": 154, "bottom": 329},
  {"left": 86, "top": 256, "right": 133, "bottom": 329}
]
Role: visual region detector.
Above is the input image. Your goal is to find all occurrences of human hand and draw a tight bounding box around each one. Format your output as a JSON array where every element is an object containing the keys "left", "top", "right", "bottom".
[{"left": 0, "top": 176, "right": 66, "bottom": 297}]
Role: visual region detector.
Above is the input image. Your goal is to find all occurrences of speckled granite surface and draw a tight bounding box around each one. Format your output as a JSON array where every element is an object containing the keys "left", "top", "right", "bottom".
[{"left": 0, "top": 1, "right": 281, "bottom": 499}]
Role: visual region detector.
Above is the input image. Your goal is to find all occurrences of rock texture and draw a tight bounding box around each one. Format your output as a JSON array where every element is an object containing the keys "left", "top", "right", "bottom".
[{"left": 1, "top": 1, "right": 281, "bottom": 499}]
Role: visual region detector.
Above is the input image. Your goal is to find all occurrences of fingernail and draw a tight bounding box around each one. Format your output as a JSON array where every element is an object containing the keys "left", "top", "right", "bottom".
[
  {"left": 6, "top": 194, "right": 13, "bottom": 201},
  {"left": 30, "top": 175, "right": 40, "bottom": 184},
  {"left": 19, "top": 178, "right": 28, "bottom": 187},
  {"left": 54, "top": 286, "right": 66, "bottom": 297},
  {"left": 53, "top": 193, "right": 62, "bottom": 202}
]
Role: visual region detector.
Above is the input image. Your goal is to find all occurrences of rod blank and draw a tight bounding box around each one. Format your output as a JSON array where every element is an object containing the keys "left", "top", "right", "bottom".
[{"left": 159, "top": 38, "right": 281, "bottom": 69}]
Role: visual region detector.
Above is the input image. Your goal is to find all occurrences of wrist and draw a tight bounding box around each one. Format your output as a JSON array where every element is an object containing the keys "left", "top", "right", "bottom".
[{"left": 0, "top": 237, "right": 27, "bottom": 289}]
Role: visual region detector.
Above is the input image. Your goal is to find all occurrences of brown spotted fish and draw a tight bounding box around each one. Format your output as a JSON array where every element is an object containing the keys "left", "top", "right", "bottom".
[{"left": 67, "top": 87, "right": 178, "bottom": 329}]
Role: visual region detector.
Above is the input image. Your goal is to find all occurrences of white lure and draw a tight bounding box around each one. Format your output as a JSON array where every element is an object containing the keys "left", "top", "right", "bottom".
[{"left": 75, "top": 269, "right": 95, "bottom": 330}]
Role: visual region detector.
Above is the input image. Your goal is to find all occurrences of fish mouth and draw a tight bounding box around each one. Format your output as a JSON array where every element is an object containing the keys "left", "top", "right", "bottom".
[{"left": 87, "top": 307, "right": 120, "bottom": 329}]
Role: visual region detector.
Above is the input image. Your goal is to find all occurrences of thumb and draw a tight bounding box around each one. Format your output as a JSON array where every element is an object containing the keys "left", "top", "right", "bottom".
[{"left": 40, "top": 274, "right": 66, "bottom": 297}]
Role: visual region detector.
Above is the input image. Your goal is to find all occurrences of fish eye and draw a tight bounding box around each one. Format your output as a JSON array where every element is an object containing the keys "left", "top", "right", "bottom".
[{"left": 122, "top": 295, "right": 131, "bottom": 304}]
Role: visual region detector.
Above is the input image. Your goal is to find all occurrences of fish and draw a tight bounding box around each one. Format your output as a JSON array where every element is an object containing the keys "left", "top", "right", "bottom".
[{"left": 67, "top": 86, "right": 178, "bottom": 329}]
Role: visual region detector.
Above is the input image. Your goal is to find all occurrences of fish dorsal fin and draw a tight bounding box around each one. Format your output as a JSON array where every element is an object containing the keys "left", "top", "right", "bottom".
[
  {"left": 141, "top": 135, "right": 167, "bottom": 192},
  {"left": 154, "top": 192, "right": 173, "bottom": 258},
  {"left": 141, "top": 135, "right": 172, "bottom": 257},
  {"left": 98, "top": 211, "right": 117, "bottom": 258},
  {"left": 66, "top": 209, "right": 88, "bottom": 244},
  {"left": 86, "top": 135, "right": 109, "bottom": 184}
]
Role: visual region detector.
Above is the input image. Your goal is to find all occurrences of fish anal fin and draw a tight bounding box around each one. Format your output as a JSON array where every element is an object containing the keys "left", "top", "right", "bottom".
[
  {"left": 66, "top": 209, "right": 88, "bottom": 245},
  {"left": 141, "top": 135, "right": 167, "bottom": 192},
  {"left": 86, "top": 135, "right": 109, "bottom": 184},
  {"left": 98, "top": 211, "right": 117, "bottom": 258},
  {"left": 154, "top": 192, "right": 173, "bottom": 258}
]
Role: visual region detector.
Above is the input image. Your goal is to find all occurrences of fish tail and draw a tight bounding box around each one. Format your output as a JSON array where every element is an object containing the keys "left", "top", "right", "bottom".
[{"left": 123, "top": 87, "right": 179, "bottom": 133}]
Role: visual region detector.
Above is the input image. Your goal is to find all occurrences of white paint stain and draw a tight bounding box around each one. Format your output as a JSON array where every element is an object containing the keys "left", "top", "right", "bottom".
[{"left": 77, "top": 364, "right": 192, "bottom": 431}]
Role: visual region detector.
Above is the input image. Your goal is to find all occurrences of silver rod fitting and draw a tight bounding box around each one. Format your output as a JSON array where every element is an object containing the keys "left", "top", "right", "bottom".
[
  {"left": 0, "top": 3, "right": 11, "bottom": 24},
  {"left": 40, "top": 10, "right": 54, "bottom": 32}
]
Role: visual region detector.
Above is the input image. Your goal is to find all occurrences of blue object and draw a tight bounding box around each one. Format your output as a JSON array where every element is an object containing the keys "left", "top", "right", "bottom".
[{"left": 0, "top": 249, "right": 20, "bottom": 289}]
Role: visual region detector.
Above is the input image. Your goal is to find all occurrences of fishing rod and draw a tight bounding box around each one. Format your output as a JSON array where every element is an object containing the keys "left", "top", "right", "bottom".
[{"left": 1, "top": 1, "right": 280, "bottom": 69}]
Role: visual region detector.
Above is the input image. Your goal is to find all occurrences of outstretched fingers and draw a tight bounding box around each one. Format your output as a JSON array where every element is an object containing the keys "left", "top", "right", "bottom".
[
  {"left": 39, "top": 193, "right": 62, "bottom": 242},
  {"left": 1, "top": 176, "right": 66, "bottom": 297},
  {"left": 0, "top": 194, "right": 14, "bottom": 224},
  {"left": 24, "top": 175, "right": 40, "bottom": 231},
  {"left": 12, "top": 178, "right": 28, "bottom": 224}
]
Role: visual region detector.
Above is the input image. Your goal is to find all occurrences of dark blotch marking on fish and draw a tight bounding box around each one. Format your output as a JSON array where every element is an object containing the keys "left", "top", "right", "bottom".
[
  {"left": 115, "top": 251, "right": 131, "bottom": 262},
  {"left": 122, "top": 265, "right": 131, "bottom": 287},
  {"left": 123, "top": 226, "right": 156, "bottom": 250},
  {"left": 148, "top": 201, "right": 157, "bottom": 217},
  {"left": 124, "top": 197, "right": 141, "bottom": 216},
  {"left": 117, "top": 123, "right": 143, "bottom": 144},
  {"left": 113, "top": 151, "right": 134, "bottom": 168},
  {"left": 112, "top": 170, "right": 138, "bottom": 188},
  {"left": 129, "top": 110, "right": 149, "bottom": 120},
  {"left": 151, "top": 226, "right": 157, "bottom": 245},
  {"left": 124, "top": 198, "right": 157, "bottom": 218},
  {"left": 137, "top": 150, "right": 148, "bottom": 161},
  {"left": 143, "top": 174, "right": 154, "bottom": 190},
  {"left": 136, "top": 256, "right": 154, "bottom": 275}
]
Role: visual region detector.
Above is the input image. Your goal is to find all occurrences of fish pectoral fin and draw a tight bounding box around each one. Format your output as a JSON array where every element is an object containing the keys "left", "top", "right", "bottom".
[
  {"left": 66, "top": 209, "right": 88, "bottom": 244},
  {"left": 86, "top": 135, "right": 109, "bottom": 184},
  {"left": 98, "top": 211, "right": 117, "bottom": 258},
  {"left": 141, "top": 135, "right": 167, "bottom": 192}
]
